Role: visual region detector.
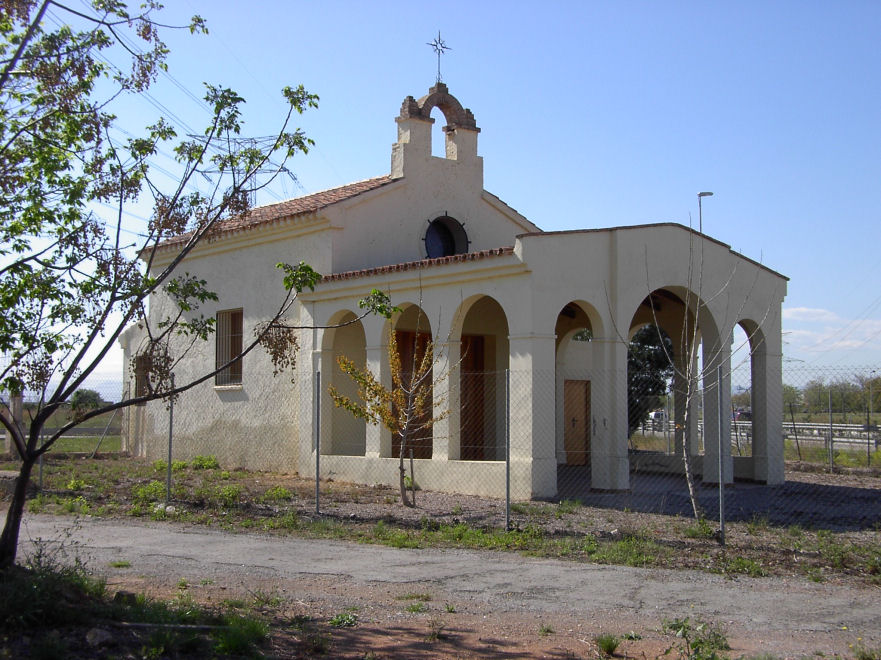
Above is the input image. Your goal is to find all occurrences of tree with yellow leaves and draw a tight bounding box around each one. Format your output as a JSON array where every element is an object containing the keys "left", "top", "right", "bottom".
[{"left": 329, "top": 328, "right": 449, "bottom": 507}]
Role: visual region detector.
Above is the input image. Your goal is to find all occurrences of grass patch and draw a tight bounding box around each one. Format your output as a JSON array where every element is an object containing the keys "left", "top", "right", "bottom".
[
  {"left": 685, "top": 517, "right": 715, "bottom": 539},
  {"left": 722, "top": 555, "right": 767, "bottom": 577},
  {"left": 214, "top": 614, "right": 269, "bottom": 655},
  {"left": 595, "top": 632, "right": 620, "bottom": 656},
  {"left": 50, "top": 435, "right": 122, "bottom": 453},
  {"left": 585, "top": 532, "right": 672, "bottom": 567},
  {"left": 398, "top": 592, "right": 432, "bottom": 601}
]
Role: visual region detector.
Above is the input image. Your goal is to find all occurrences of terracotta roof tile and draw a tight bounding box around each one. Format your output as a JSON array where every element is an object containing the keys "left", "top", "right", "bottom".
[
  {"left": 321, "top": 246, "right": 515, "bottom": 283},
  {"left": 157, "top": 175, "right": 395, "bottom": 249}
]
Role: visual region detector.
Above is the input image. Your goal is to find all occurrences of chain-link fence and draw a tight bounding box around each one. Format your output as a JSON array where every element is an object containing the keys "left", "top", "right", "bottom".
[
  {"left": 1, "top": 378, "right": 124, "bottom": 457},
  {"left": 106, "top": 362, "right": 881, "bottom": 535}
]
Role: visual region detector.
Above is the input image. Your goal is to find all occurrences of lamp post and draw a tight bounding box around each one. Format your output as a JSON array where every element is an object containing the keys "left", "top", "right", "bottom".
[{"left": 698, "top": 191, "right": 713, "bottom": 234}]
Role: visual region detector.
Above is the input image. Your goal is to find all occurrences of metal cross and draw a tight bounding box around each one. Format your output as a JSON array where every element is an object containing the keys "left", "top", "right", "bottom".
[{"left": 427, "top": 31, "right": 451, "bottom": 84}]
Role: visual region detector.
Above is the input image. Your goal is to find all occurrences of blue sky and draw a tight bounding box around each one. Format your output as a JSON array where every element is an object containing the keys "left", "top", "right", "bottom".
[{"left": 66, "top": 1, "right": 880, "bottom": 384}]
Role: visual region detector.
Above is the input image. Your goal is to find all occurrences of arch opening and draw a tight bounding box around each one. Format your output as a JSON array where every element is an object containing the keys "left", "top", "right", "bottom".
[
  {"left": 457, "top": 296, "right": 509, "bottom": 461},
  {"left": 554, "top": 302, "right": 597, "bottom": 469},
  {"left": 391, "top": 305, "right": 434, "bottom": 459},
  {"left": 326, "top": 311, "right": 367, "bottom": 456}
]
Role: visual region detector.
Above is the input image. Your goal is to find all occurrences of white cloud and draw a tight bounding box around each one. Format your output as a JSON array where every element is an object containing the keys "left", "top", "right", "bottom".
[{"left": 782, "top": 307, "right": 841, "bottom": 323}]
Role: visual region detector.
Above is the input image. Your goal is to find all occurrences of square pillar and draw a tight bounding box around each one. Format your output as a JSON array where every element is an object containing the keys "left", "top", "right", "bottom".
[
  {"left": 751, "top": 334, "right": 784, "bottom": 484},
  {"left": 508, "top": 333, "right": 557, "bottom": 498},
  {"left": 432, "top": 340, "right": 461, "bottom": 460},
  {"left": 590, "top": 338, "right": 630, "bottom": 491},
  {"left": 702, "top": 359, "right": 733, "bottom": 485}
]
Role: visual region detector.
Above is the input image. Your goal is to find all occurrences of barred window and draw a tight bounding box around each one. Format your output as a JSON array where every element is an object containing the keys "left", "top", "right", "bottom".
[
  {"left": 134, "top": 354, "right": 151, "bottom": 405},
  {"left": 216, "top": 308, "right": 243, "bottom": 386}
]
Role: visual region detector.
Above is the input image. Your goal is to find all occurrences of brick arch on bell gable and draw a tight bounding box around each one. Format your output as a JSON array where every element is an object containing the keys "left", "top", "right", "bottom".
[{"left": 398, "top": 82, "right": 479, "bottom": 132}]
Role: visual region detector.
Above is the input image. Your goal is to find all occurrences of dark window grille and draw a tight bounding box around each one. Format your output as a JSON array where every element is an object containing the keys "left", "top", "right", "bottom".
[{"left": 216, "top": 308, "right": 243, "bottom": 385}]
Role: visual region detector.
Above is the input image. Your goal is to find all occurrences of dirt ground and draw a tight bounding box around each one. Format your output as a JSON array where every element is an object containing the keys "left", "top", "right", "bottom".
[
  {"left": 4, "top": 457, "right": 881, "bottom": 657},
  {"left": 15, "top": 514, "right": 881, "bottom": 659}
]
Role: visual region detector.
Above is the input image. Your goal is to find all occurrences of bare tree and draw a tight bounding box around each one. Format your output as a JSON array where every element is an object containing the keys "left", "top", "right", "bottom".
[{"left": 329, "top": 323, "right": 454, "bottom": 507}]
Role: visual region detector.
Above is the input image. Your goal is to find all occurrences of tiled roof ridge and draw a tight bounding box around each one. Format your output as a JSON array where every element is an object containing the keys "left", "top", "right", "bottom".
[
  {"left": 321, "top": 246, "right": 515, "bottom": 283},
  {"left": 156, "top": 175, "right": 395, "bottom": 250}
]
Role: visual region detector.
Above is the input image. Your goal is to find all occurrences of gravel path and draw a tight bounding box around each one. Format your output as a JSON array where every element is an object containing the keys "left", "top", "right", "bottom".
[{"left": 18, "top": 514, "right": 881, "bottom": 658}]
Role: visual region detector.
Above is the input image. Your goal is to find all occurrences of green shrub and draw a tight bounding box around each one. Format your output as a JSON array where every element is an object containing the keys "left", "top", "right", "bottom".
[
  {"left": 260, "top": 485, "right": 292, "bottom": 503},
  {"left": 215, "top": 484, "right": 242, "bottom": 508},
  {"left": 192, "top": 455, "right": 220, "bottom": 470},
  {"left": 133, "top": 480, "right": 165, "bottom": 504},
  {"left": 66, "top": 478, "right": 86, "bottom": 491}
]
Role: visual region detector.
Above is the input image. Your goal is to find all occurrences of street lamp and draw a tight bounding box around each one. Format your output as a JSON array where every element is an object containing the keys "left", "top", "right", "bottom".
[{"left": 698, "top": 192, "right": 714, "bottom": 234}]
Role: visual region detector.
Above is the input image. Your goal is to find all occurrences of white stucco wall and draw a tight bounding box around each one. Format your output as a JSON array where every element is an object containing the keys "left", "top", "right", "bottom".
[{"left": 122, "top": 85, "right": 787, "bottom": 497}]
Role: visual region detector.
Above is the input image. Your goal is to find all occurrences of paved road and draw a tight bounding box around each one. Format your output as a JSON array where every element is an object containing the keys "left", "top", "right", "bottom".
[{"left": 19, "top": 514, "right": 881, "bottom": 655}]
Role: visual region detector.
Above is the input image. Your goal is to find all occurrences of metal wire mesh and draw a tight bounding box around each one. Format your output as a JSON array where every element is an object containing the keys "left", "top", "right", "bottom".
[{"left": 110, "top": 364, "right": 881, "bottom": 532}]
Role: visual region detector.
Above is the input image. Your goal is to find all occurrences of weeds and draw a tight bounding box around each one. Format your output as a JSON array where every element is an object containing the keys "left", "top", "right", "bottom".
[
  {"left": 746, "top": 514, "right": 770, "bottom": 535},
  {"left": 329, "top": 611, "right": 359, "bottom": 627},
  {"left": 215, "top": 484, "right": 243, "bottom": 508},
  {"left": 685, "top": 517, "right": 715, "bottom": 539},
  {"left": 722, "top": 555, "right": 767, "bottom": 577},
  {"left": 132, "top": 480, "right": 165, "bottom": 504},
  {"left": 214, "top": 614, "right": 269, "bottom": 655},
  {"left": 398, "top": 592, "right": 432, "bottom": 602},
  {"left": 426, "top": 617, "right": 446, "bottom": 641},
  {"left": 66, "top": 478, "right": 87, "bottom": 491},
  {"left": 191, "top": 455, "right": 220, "bottom": 470},
  {"left": 290, "top": 615, "right": 331, "bottom": 654},
  {"left": 261, "top": 485, "right": 292, "bottom": 502},
  {"left": 663, "top": 617, "right": 730, "bottom": 659},
  {"left": 854, "top": 645, "right": 881, "bottom": 660},
  {"left": 538, "top": 623, "right": 554, "bottom": 636},
  {"left": 595, "top": 632, "right": 620, "bottom": 656}
]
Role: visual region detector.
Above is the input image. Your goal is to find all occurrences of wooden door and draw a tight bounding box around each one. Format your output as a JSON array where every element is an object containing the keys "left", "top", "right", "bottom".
[
  {"left": 564, "top": 380, "right": 591, "bottom": 466},
  {"left": 460, "top": 335, "right": 485, "bottom": 460},
  {"left": 393, "top": 330, "right": 432, "bottom": 459}
]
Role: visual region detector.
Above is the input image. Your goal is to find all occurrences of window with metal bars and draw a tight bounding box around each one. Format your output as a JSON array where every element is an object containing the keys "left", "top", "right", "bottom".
[
  {"left": 134, "top": 354, "right": 151, "bottom": 405},
  {"left": 215, "top": 308, "right": 243, "bottom": 386}
]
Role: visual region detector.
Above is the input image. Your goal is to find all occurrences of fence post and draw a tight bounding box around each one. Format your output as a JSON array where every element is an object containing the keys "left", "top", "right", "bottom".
[
  {"left": 409, "top": 448, "right": 415, "bottom": 507},
  {"left": 165, "top": 375, "right": 175, "bottom": 505},
  {"left": 828, "top": 389, "right": 834, "bottom": 470},
  {"left": 789, "top": 403, "right": 802, "bottom": 461},
  {"left": 717, "top": 365, "right": 725, "bottom": 546},
  {"left": 315, "top": 370, "right": 320, "bottom": 515},
  {"left": 505, "top": 369, "right": 510, "bottom": 532}
]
